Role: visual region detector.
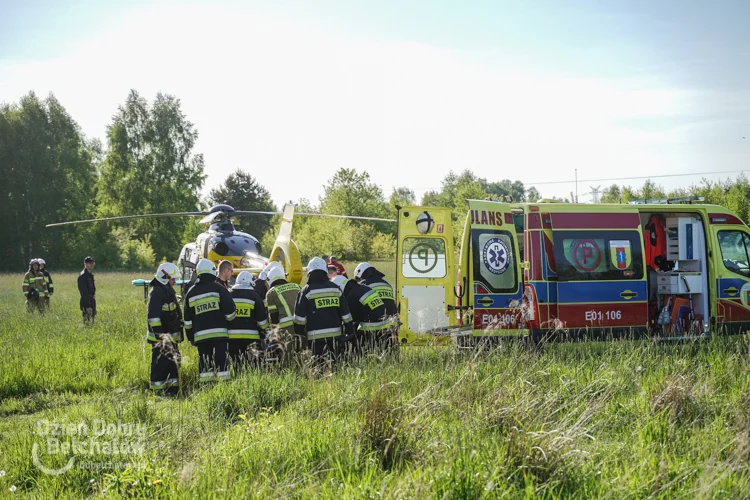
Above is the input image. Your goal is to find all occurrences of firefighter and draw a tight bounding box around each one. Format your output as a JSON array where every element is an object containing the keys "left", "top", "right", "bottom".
[
  {"left": 294, "top": 257, "right": 354, "bottom": 365},
  {"left": 78, "top": 256, "right": 96, "bottom": 324},
  {"left": 228, "top": 271, "right": 269, "bottom": 369},
  {"left": 37, "top": 258, "right": 53, "bottom": 307},
  {"left": 217, "top": 260, "right": 233, "bottom": 289},
  {"left": 331, "top": 275, "right": 387, "bottom": 356},
  {"left": 23, "top": 259, "right": 48, "bottom": 314},
  {"left": 184, "top": 258, "right": 236, "bottom": 383},
  {"left": 147, "top": 263, "right": 183, "bottom": 394},
  {"left": 354, "top": 262, "right": 399, "bottom": 354},
  {"left": 254, "top": 269, "right": 269, "bottom": 301},
  {"left": 265, "top": 264, "right": 302, "bottom": 362}
]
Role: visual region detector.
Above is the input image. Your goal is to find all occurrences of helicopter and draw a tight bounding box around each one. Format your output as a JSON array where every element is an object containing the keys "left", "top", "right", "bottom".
[{"left": 46, "top": 202, "right": 395, "bottom": 294}]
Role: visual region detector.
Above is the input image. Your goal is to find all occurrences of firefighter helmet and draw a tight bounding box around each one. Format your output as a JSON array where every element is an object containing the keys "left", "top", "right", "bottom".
[
  {"left": 196, "top": 258, "right": 217, "bottom": 276},
  {"left": 37, "top": 258, "right": 46, "bottom": 266},
  {"left": 266, "top": 265, "right": 286, "bottom": 283},
  {"left": 307, "top": 257, "right": 327, "bottom": 274},
  {"left": 354, "top": 262, "right": 372, "bottom": 280},
  {"left": 331, "top": 275, "right": 348, "bottom": 291},
  {"left": 155, "top": 262, "right": 181, "bottom": 285},
  {"left": 236, "top": 271, "right": 255, "bottom": 287}
]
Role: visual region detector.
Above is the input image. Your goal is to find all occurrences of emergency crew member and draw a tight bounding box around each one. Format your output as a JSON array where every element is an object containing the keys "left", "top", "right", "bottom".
[
  {"left": 78, "top": 256, "right": 96, "bottom": 323},
  {"left": 294, "top": 257, "right": 354, "bottom": 363},
  {"left": 23, "top": 259, "right": 48, "bottom": 314},
  {"left": 331, "top": 275, "right": 387, "bottom": 355},
  {"left": 265, "top": 264, "right": 303, "bottom": 360},
  {"left": 254, "top": 269, "right": 269, "bottom": 301},
  {"left": 184, "top": 258, "right": 236, "bottom": 382},
  {"left": 37, "top": 258, "right": 53, "bottom": 307},
  {"left": 217, "top": 260, "right": 233, "bottom": 288},
  {"left": 147, "top": 263, "right": 183, "bottom": 394},
  {"left": 228, "top": 271, "right": 269, "bottom": 368},
  {"left": 354, "top": 262, "right": 398, "bottom": 353},
  {"left": 328, "top": 256, "right": 347, "bottom": 277}
]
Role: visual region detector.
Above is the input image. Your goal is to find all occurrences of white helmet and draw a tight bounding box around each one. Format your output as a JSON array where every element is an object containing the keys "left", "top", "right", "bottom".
[
  {"left": 307, "top": 257, "right": 327, "bottom": 274},
  {"left": 236, "top": 271, "right": 255, "bottom": 287},
  {"left": 331, "top": 275, "right": 348, "bottom": 291},
  {"left": 264, "top": 261, "right": 283, "bottom": 273},
  {"left": 196, "top": 258, "right": 217, "bottom": 276},
  {"left": 266, "top": 265, "right": 286, "bottom": 283},
  {"left": 156, "top": 262, "right": 181, "bottom": 285},
  {"left": 37, "top": 258, "right": 46, "bottom": 266},
  {"left": 258, "top": 270, "right": 267, "bottom": 281},
  {"left": 354, "top": 262, "right": 372, "bottom": 280}
]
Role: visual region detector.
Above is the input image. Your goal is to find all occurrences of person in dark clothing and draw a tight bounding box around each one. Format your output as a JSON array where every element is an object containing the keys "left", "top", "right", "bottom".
[
  {"left": 184, "top": 259, "right": 237, "bottom": 383},
  {"left": 354, "top": 262, "right": 399, "bottom": 355},
  {"left": 228, "top": 271, "right": 269, "bottom": 369},
  {"left": 294, "top": 257, "right": 354, "bottom": 366},
  {"left": 147, "top": 263, "right": 183, "bottom": 394},
  {"left": 78, "top": 256, "right": 96, "bottom": 324},
  {"left": 253, "top": 270, "right": 269, "bottom": 302},
  {"left": 217, "top": 260, "right": 233, "bottom": 289},
  {"left": 331, "top": 275, "right": 388, "bottom": 356}
]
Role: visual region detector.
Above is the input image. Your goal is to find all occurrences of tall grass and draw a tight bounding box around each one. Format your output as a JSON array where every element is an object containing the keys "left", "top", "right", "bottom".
[{"left": 1, "top": 272, "right": 750, "bottom": 498}]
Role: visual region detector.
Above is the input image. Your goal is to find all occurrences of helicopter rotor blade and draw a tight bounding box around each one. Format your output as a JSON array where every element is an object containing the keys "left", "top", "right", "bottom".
[
  {"left": 230, "top": 210, "right": 395, "bottom": 223},
  {"left": 295, "top": 212, "right": 396, "bottom": 222},
  {"left": 46, "top": 211, "right": 210, "bottom": 227}
]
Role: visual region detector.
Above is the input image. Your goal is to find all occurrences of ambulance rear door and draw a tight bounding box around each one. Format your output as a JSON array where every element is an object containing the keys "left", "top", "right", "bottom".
[
  {"left": 396, "top": 206, "right": 457, "bottom": 344},
  {"left": 467, "top": 200, "right": 525, "bottom": 337}
]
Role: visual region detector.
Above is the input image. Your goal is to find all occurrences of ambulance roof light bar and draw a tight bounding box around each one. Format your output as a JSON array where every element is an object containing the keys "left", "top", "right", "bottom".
[{"left": 628, "top": 196, "right": 705, "bottom": 205}]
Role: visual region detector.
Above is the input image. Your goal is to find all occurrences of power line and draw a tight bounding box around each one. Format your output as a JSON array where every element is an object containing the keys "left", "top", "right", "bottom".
[
  {"left": 410, "top": 168, "right": 750, "bottom": 191},
  {"left": 526, "top": 169, "right": 750, "bottom": 186}
]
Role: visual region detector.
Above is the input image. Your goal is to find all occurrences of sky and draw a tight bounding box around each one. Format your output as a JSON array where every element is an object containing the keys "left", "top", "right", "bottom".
[{"left": 1, "top": 0, "right": 749, "bottom": 208}]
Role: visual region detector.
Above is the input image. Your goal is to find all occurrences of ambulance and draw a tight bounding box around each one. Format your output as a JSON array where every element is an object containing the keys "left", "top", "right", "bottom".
[{"left": 394, "top": 197, "right": 750, "bottom": 344}]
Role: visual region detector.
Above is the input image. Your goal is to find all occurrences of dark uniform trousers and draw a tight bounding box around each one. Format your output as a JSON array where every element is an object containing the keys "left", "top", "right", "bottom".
[
  {"left": 150, "top": 340, "right": 181, "bottom": 394},
  {"left": 198, "top": 341, "right": 231, "bottom": 382}
]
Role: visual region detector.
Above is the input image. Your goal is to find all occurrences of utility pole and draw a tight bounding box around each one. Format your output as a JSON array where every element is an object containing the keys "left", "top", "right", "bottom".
[{"left": 575, "top": 169, "right": 578, "bottom": 203}]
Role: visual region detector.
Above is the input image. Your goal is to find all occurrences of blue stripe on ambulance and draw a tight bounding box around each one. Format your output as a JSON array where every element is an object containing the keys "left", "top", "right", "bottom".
[
  {"left": 473, "top": 290, "right": 523, "bottom": 308},
  {"left": 717, "top": 277, "right": 746, "bottom": 299},
  {"left": 557, "top": 281, "right": 647, "bottom": 304}
]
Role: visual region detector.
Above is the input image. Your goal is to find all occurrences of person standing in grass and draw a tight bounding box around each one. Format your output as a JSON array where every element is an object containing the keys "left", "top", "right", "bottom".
[
  {"left": 228, "top": 271, "right": 269, "bottom": 369},
  {"left": 147, "top": 263, "right": 184, "bottom": 395},
  {"left": 294, "top": 257, "right": 354, "bottom": 365},
  {"left": 331, "top": 275, "right": 387, "bottom": 357},
  {"left": 354, "top": 262, "right": 399, "bottom": 354},
  {"left": 265, "top": 264, "right": 302, "bottom": 362},
  {"left": 184, "top": 258, "right": 236, "bottom": 383},
  {"left": 22, "top": 258, "right": 48, "bottom": 314},
  {"left": 37, "top": 258, "right": 53, "bottom": 308},
  {"left": 78, "top": 256, "right": 97, "bottom": 324}
]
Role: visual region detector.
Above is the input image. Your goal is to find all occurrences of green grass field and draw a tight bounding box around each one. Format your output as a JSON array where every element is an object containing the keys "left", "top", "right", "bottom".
[{"left": 2, "top": 269, "right": 750, "bottom": 498}]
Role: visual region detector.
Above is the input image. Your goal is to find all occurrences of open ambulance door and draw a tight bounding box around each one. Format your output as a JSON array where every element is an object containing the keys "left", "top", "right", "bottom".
[
  {"left": 465, "top": 200, "right": 526, "bottom": 338},
  {"left": 395, "top": 206, "right": 459, "bottom": 344}
]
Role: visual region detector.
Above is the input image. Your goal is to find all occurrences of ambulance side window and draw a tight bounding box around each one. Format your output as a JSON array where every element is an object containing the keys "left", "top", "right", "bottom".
[
  {"left": 553, "top": 230, "right": 644, "bottom": 282},
  {"left": 471, "top": 230, "right": 518, "bottom": 293},
  {"left": 718, "top": 231, "right": 750, "bottom": 277}
]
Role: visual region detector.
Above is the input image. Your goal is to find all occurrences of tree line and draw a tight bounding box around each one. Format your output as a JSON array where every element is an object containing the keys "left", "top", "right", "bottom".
[{"left": 8, "top": 90, "right": 742, "bottom": 272}]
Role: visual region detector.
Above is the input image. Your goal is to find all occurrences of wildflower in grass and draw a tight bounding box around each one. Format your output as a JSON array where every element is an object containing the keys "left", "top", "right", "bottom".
[
  {"left": 0, "top": 471, "right": 5, "bottom": 477},
  {"left": 239, "top": 413, "right": 247, "bottom": 421},
  {"left": 10, "top": 485, "right": 17, "bottom": 492},
  {"left": 153, "top": 480, "right": 162, "bottom": 485}
]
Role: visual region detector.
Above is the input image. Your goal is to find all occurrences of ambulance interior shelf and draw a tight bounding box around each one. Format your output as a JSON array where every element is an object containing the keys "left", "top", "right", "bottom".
[{"left": 641, "top": 212, "right": 709, "bottom": 329}]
